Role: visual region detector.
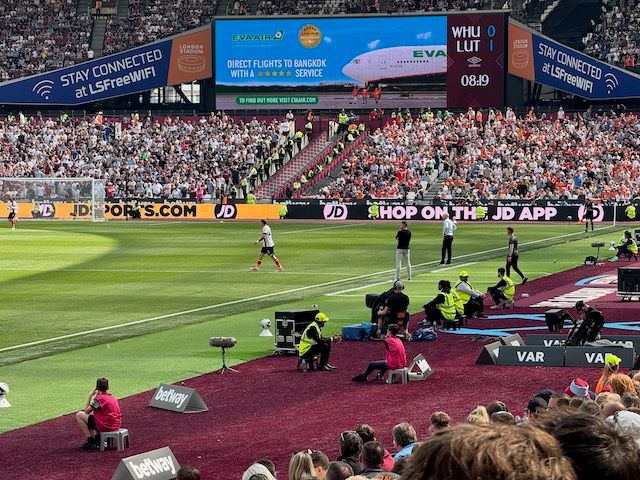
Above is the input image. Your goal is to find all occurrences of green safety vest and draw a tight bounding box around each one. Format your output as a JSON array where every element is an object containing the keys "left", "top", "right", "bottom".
[
  {"left": 295, "top": 131, "right": 303, "bottom": 139},
  {"left": 279, "top": 203, "right": 288, "bottom": 216},
  {"left": 299, "top": 321, "right": 321, "bottom": 356},
  {"left": 451, "top": 291, "right": 465, "bottom": 316},
  {"left": 455, "top": 281, "right": 476, "bottom": 304},
  {"left": 627, "top": 205, "right": 636, "bottom": 220},
  {"left": 293, "top": 181, "right": 301, "bottom": 189},
  {"left": 476, "top": 205, "right": 485, "bottom": 219},
  {"left": 370, "top": 203, "right": 379, "bottom": 218},
  {"left": 438, "top": 292, "right": 457, "bottom": 322},
  {"left": 500, "top": 275, "right": 515, "bottom": 300},
  {"left": 338, "top": 113, "right": 348, "bottom": 124},
  {"left": 246, "top": 193, "right": 255, "bottom": 204},
  {"left": 305, "top": 121, "right": 312, "bottom": 130},
  {"left": 358, "top": 123, "right": 365, "bottom": 133}
]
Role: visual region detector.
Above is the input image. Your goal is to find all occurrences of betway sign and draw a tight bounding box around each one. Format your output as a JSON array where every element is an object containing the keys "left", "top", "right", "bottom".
[
  {"left": 148, "top": 384, "right": 208, "bottom": 413},
  {"left": 112, "top": 447, "right": 179, "bottom": 480}
]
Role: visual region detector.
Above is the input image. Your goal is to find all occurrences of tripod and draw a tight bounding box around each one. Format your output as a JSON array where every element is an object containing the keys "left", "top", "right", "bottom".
[{"left": 215, "top": 346, "right": 238, "bottom": 374}]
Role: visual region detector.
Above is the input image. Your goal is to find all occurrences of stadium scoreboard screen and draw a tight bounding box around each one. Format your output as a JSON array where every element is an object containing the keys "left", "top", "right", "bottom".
[{"left": 215, "top": 12, "right": 506, "bottom": 110}]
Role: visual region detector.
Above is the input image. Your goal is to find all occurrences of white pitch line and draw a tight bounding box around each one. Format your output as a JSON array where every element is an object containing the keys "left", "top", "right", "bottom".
[
  {"left": 432, "top": 261, "right": 477, "bottom": 273},
  {"left": 0, "top": 227, "right": 614, "bottom": 353}
]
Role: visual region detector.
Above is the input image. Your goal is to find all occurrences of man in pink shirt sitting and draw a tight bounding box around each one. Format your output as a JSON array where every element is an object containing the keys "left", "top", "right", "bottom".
[
  {"left": 352, "top": 324, "right": 407, "bottom": 382},
  {"left": 75, "top": 377, "right": 122, "bottom": 450}
]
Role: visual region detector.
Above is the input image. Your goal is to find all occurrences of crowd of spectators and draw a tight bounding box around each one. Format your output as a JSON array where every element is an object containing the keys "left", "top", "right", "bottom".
[
  {"left": 319, "top": 107, "right": 640, "bottom": 202},
  {"left": 0, "top": 112, "right": 290, "bottom": 201},
  {"left": 255, "top": 0, "right": 376, "bottom": 15},
  {"left": 103, "top": 0, "right": 216, "bottom": 55},
  {"left": 240, "top": 371, "right": 640, "bottom": 479},
  {"left": 317, "top": 110, "right": 442, "bottom": 200},
  {"left": 582, "top": 0, "right": 640, "bottom": 67},
  {"left": 0, "top": 0, "right": 93, "bottom": 82},
  {"left": 387, "top": 0, "right": 478, "bottom": 13}
]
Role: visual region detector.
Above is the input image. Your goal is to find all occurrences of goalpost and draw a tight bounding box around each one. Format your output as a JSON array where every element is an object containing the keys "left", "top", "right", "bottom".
[{"left": 0, "top": 177, "right": 106, "bottom": 222}]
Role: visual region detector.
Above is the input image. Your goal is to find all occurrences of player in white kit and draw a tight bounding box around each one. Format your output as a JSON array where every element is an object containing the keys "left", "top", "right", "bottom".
[{"left": 251, "top": 219, "right": 284, "bottom": 272}]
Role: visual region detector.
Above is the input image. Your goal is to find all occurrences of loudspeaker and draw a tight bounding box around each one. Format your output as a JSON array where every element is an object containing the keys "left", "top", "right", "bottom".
[
  {"left": 545, "top": 309, "right": 570, "bottom": 332},
  {"left": 499, "top": 334, "right": 525, "bottom": 347},
  {"left": 475, "top": 341, "right": 501, "bottom": 365}
]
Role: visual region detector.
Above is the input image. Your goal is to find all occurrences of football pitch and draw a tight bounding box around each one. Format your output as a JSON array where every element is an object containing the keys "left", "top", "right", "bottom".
[{"left": 0, "top": 220, "right": 627, "bottom": 432}]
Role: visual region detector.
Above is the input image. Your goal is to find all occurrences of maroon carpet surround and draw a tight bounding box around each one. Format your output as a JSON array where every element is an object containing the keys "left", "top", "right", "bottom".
[{"left": 2, "top": 263, "right": 639, "bottom": 480}]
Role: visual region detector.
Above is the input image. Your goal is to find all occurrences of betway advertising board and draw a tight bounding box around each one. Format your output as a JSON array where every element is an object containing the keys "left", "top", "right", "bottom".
[
  {"left": 0, "top": 26, "right": 212, "bottom": 105},
  {"left": 215, "top": 13, "right": 505, "bottom": 109},
  {"left": 508, "top": 19, "right": 640, "bottom": 100}
]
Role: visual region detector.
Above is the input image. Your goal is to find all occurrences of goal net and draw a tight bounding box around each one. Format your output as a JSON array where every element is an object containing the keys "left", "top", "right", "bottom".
[{"left": 0, "top": 177, "right": 106, "bottom": 222}]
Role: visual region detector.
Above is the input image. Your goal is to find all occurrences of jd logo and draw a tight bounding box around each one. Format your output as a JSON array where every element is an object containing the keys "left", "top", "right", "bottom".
[
  {"left": 71, "top": 204, "right": 91, "bottom": 217},
  {"left": 517, "top": 351, "right": 544, "bottom": 362},
  {"left": 32, "top": 201, "right": 55, "bottom": 218},
  {"left": 215, "top": 205, "right": 237, "bottom": 219},
  {"left": 323, "top": 204, "right": 348, "bottom": 220}
]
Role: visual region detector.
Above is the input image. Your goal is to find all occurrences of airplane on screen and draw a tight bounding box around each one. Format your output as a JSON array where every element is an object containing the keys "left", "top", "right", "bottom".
[{"left": 342, "top": 45, "right": 447, "bottom": 85}]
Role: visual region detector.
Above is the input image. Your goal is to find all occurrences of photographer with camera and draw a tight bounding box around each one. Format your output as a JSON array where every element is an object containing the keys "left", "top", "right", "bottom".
[{"left": 566, "top": 301, "right": 605, "bottom": 346}]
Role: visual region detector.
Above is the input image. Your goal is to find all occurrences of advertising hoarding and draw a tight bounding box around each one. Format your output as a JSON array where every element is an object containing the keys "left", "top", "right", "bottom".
[
  {"left": 0, "top": 26, "right": 212, "bottom": 105},
  {"left": 216, "top": 13, "right": 506, "bottom": 110},
  {"left": 508, "top": 19, "right": 640, "bottom": 100}
]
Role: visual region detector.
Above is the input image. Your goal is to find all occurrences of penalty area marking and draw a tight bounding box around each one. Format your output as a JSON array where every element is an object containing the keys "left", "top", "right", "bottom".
[{"left": 0, "top": 226, "right": 617, "bottom": 354}]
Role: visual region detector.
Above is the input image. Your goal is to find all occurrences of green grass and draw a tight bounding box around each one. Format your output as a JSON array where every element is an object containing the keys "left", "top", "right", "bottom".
[{"left": 0, "top": 220, "right": 631, "bottom": 432}]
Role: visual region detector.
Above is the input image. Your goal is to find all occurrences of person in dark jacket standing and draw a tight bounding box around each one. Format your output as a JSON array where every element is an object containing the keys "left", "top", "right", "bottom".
[{"left": 395, "top": 221, "right": 412, "bottom": 282}]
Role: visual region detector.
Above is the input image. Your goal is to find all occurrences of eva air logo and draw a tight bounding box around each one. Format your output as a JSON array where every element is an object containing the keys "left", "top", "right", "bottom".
[{"left": 232, "top": 30, "right": 285, "bottom": 41}]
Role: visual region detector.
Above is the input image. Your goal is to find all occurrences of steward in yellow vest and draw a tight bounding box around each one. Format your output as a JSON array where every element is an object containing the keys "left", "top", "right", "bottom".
[
  {"left": 423, "top": 280, "right": 457, "bottom": 326},
  {"left": 298, "top": 313, "right": 337, "bottom": 371},
  {"left": 626, "top": 205, "right": 636, "bottom": 220},
  {"left": 487, "top": 268, "right": 515, "bottom": 309},
  {"left": 455, "top": 270, "right": 487, "bottom": 318},
  {"left": 476, "top": 205, "right": 485, "bottom": 220}
]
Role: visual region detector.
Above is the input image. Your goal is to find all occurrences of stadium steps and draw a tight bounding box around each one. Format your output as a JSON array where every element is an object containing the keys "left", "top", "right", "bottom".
[
  {"left": 77, "top": 0, "right": 90, "bottom": 15},
  {"left": 542, "top": 0, "right": 600, "bottom": 50},
  {"left": 378, "top": 0, "right": 391, "bottom": 12},
  {"left": 116, "top": 0, "right": 129, "bottom": 17},
  {"left": 295, "top": 132, "right": 368, "bottom": 198},
  {"left": 255, "top": 135, "right": 331, "bottom": 199},
  {"left": 91, "top": 17, "right": 107, "bottom": 58},
  {"left": 247, "top": 0, "right": 260, "bottom": 14},
  {"left": 218, "top": 0, "right": 232, "bottom": 15},
  {"left": 423, "top": 178, "right": 444, "bottom": 202}
]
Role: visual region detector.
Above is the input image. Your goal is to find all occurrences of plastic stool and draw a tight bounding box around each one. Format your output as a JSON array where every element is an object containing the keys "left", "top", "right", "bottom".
[
  {"left": 297, "top": 356, "right": 318, "bottom": 371},
  {"left": 443, "top": 320, "right": 460, "bottom": 331},
  {"left": 100, "top": 428, "right": 130, "bottom": 452},
  {"left": 386, "top": 368, "right": 409, "bottom": 384}
]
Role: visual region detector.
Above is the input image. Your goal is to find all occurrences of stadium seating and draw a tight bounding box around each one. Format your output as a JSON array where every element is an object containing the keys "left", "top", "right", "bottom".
[
  {"left": 103, "top": 0, "right": 217, "bottom": 55},
  {"left": 318, "top": 109, "right": 640, "bottom": 201},
  {"left": 0, "top": 113, "right": 290, "bottom": 200},
  {"left": 0, "top": 0, "right": 93, "bottom": 81},
  {"left": 583, "top": 0, "right": 639, "bottom": 67}
]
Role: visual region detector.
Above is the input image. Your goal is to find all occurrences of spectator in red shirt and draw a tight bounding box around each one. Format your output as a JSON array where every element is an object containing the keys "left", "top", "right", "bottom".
[
  {"left": 75, "top": 377, "right": 122, "bottom": 450},
  {"left": 352, "top": 324, "right": 407, "bottom": 381}
]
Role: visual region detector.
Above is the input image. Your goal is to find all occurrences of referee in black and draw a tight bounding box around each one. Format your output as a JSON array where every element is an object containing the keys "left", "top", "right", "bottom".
[
  {"left": 506, "top": 226, "right": 527, "bottom": 284},
  {"left": 584, "top": 199, "right": 596, "bottom": 232}
]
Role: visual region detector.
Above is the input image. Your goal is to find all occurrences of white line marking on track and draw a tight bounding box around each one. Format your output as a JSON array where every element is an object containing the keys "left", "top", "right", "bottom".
[
  {"left": 0, "top": 227, "right": 615, "bottom": 353},
  {"left": 432, "top": 261, "right": 477, "bottom": 273}
]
